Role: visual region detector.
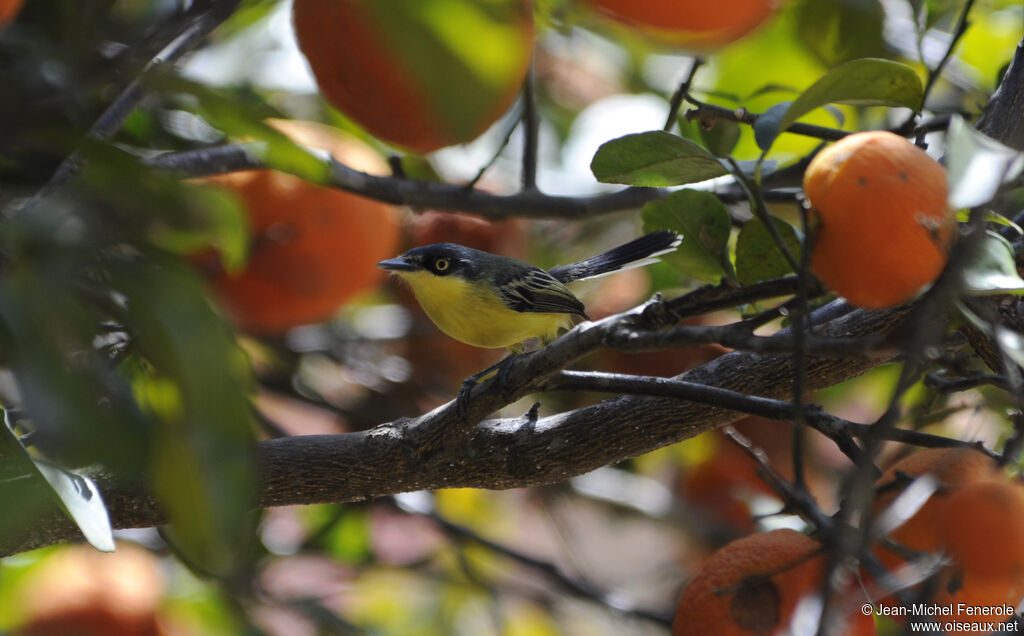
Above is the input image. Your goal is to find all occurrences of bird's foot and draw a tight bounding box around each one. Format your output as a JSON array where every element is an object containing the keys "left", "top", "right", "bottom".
[{"left": 455, "top": 355, "right": 520, "bottom": 422}]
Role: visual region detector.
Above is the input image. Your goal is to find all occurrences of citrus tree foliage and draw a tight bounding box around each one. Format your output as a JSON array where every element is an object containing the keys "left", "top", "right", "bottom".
[{"left": 0, "top": 0, "right": 1023, "bottom": 634}]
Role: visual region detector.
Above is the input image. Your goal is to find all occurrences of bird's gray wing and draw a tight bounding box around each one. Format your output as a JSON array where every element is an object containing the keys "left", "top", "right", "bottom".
[{"left": 496, "top": 267, "right": 587, "bottom": 317}]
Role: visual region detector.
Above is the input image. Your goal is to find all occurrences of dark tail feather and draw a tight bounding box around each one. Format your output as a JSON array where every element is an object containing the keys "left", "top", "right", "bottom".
[{"left": 548, "top": 230, "right": 682, "bottom": 283}]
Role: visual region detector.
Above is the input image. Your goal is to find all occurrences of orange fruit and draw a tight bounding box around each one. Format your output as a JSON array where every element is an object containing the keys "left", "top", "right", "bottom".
[
  {"left": 942, "top": 480, "right": 1024, "bottom": 580},
  {"left": 0, "top": 0, "right": 21, "bottom": 25},
  {"left": 872, "top": 448, "right": 1000, "bottom": 574},
  {"left": 871, "top": 448, "right": 1024, "bottom": 622},
  {"left": 292, "top": 0, "right": 534, "bottom": 153},
  {"left": 673, "top": 529, "right": 876, "bottom": 635},
  {"left": 198, "top": 120, "right": 401, "bottom": 334},
  {"left": 936, "top": 479, "right": 1024, "bottom": 620},
  {"left": 14, "top": 543, "right": 166, "bottom": 636},
  {"left": 587, "top": 0, "right": 781, "bottom": 49},
  {"left": 803, "top": 131, "right": 953, "bottom": 309}
]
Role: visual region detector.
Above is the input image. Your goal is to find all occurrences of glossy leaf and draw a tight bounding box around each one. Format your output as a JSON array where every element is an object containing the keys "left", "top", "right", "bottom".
[
  {"left": 961, "top": 232, "right": 1024, "bottom": 295},
  {"left": 158, "top": 76, "right": 329, "bottom": 183},
  {"left": 945, "top": 115, "right": 1024, "bottom": 209},
  {"left": 0, "top": 414, "right": 114, "bottom": 552},
  {"left": 754, "top": 58, "right": 923, "bottom": 150},
  {"left": 34, "top": 462, "right": 115, "bottom": 552},
  {"left": 642, "top": 190, "right": 735, "bottom": 284},
  {"left": 995, "top": 325, "right": 1024, "bottom": 371},
  {"left": 591, "top": 131, "right": 729, "bottom": 186},
  {"left": 735, "top": 216, "right": 803, "bottom": 286},
  {"left": 698, "top": 119, "right": 741, "bottom": 157},
  {"left": 753, "top": 102, "right": 792, "bottom": 152}
]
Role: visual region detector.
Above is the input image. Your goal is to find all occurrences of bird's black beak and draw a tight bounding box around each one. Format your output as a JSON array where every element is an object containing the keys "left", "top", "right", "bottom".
[{"left": 377, "top": 256, "right": 416, "bottom": 272}]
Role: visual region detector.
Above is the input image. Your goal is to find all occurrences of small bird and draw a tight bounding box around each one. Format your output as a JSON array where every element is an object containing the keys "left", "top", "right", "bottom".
[{"left": 377, "top": 230, "right": 681, "bottom": 352}]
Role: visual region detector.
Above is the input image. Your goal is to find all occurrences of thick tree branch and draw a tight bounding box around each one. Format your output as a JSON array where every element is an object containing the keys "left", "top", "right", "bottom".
[
  {"left": 978, "top": 40, "right": 1024, "bottom": 151},
  {"left": 143, "top": 143, "right": 802, "bottom": 220},
  {"left": 4, "top": 300, "right": 911, "bottom": 556}
]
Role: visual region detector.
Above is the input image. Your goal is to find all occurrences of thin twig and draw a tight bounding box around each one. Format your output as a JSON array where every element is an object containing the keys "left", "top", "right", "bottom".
[
  {"left": 520, "top": 62, "right": 539, "bottom": 191},
  {"left": 464, "top": 102, "right": 525, "bottom": 190},
  {"left": 663, "top": 57, "right": 705, "bottom": 131},
  {"left": 722, "top": 427, "right": 833, "bottom": 531},
  {"left": 683, "top": 97, "right": 850, "bottom": 142},
  {"left": 410, "top": 502, "right": 674, "bottom": 626},
  {"left": 898, "top": 0, "right": 977, "bottom": 134},
  {"left": 28, "top": 0, "right": 241, "bottom": 202}
]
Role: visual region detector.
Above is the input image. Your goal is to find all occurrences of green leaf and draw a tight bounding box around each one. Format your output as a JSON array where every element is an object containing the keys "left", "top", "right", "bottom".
[
  {"left": 109, "top": 255, "right": 257, "bottom": 576},
  {"left": 642, "top": 190, "right": 735, "bottom": 284},
  {"left": 945, "top": 115, "right": 1024, "bottom": 209},
  {"left": 961, "top": 232, "right": 1024, "bottom": 295},
  {"left": 157, "top": 76, "right": 328, "bottom": 183},
  {"left": 214, "top": 0, "right": 280, "bottom": 41},
  {"left": 155, "top": 184, "right": 251, "bottom": 273},
  {"left": 735, "top": 216, "right": 803, "bottom": 285},
  {"left": 0, "top": 259, "right": 150, "bottom": 473},
  {"left": 0, "top": 414, "right": 114, "bottom": 552},
  {"left": 995, "top": 325, "right": 1024, "bottom": 371},
  {"left": 753, "top": 102, "right": 792, "bottom": 151},
  {"left": 34, "top": 461, "right": 115, "bottom": 552},
  {"left": 754, "top": 58, "right": 923, "bottom": 150},
  {"left": 75, "top": 143, "right": 247, "bottom": 268},
  {"left": 796, "top": 0, "right": 887, "bottom": 68},
  {"left": 359, "top": 0, "right": 533, "bottom": 146},
  {"left": 698, "top": 120, "right": 741, "bottom": 157},
  {"left": 591, "top": 131, "right": 729, "bottom": 187},
  {"left": 955, "top": 209, "right": 1023, "bottom": 235}
]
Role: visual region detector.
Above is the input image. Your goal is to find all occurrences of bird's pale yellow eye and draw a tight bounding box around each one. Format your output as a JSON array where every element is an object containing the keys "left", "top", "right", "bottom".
[{"left": 433, "top": 257, "right": 450, "bottom": 272}]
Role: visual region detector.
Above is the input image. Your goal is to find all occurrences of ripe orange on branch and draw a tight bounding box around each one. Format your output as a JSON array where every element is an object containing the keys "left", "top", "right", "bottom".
[
  {"left": 803, "top": 130, "right": 953, "bottom": 309},
  {"left": 672, "top": 529, "right": 876, "bottom": 635},
  {"left": 292, "top": 0, "right": 534, "bottom": 153},
  {"left": 586, "top": 0, "right": 781, "bottom": 49},
  {"left": 197, "top": 120, "right": 401, "bottom": 335}
]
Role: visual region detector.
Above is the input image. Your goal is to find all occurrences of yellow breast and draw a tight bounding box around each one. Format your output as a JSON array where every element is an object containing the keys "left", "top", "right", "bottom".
[{"left": 395, "top": 270, "right": 573, "bottom": 350}]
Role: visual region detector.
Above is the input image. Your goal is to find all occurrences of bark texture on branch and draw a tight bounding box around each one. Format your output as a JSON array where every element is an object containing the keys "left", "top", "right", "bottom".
[{"left": 3, "top": 305, "right": 906, "bottom": 556}]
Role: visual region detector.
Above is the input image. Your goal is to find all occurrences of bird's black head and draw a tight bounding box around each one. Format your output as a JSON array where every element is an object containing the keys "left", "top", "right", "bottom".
[{"left": 377, "top": 243, "right": 483, "bottom": 278}]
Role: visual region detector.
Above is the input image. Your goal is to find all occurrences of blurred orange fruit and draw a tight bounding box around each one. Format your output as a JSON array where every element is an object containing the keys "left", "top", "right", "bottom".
[
  {"left": 936, "top": 479, "right": 1024, "bottom": 622},
  {"left": 408, "top": 210, "right": 525, "bottom": 258},
  {"left": 871, "top": 448, "right": 1024, "bottom": 624},
  {"left": 0, "top": 0, "right": 21, "bottom": 25},
  {"left": 872, "top": 448, "right": 1000, "bottom": 573},
  {"left": 587, "top": 0, "right": 781, "bottom": 49},
  {"left": 292, "top": 0, "right": 534, "bottom": 153},
  {"left": 803, "top": 131, "right": 953, "bottom": 309},
  {"left": 199, "top": 120, "right": 400, "bottom": 334},
  {"left": 14, "top": 543, "right": 166, "bottom": 636},
  {"left": 673, "top": 528, "right": 876, "bottom": 635}
]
